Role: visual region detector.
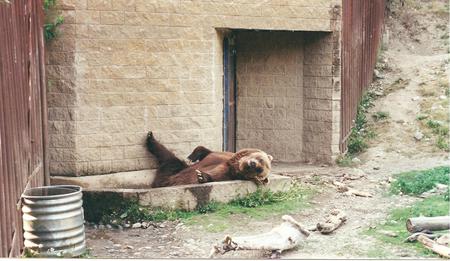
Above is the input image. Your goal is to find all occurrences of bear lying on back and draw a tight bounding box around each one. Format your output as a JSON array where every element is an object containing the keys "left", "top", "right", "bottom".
[{"left": 146, "top": 131, "right": 273, "bottom": 188}]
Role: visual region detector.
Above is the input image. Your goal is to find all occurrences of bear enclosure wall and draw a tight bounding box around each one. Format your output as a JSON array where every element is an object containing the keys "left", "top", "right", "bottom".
[
  {"left": 0, "top": 0, "right": 48, "bottom": 257},
  {"left": 340, "top": 0, "right": 385, "bottom": 152},
  {"left": 47, "top": 0, "right": 341, "bottom": 176}
]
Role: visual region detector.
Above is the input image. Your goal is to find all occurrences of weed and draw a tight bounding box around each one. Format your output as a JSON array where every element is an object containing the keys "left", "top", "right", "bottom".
[
  {"left": 346, "top": 92, "right": 377, "bottom": 155},
  {"left": 336, "top": 154, "right": 354, "bottom": 167},
  {"left": 390, "top": 166, "right": 450, "bottom": 196},
  {"left": 348, "top": 132, "right": 369, "bottom": 154},
  {"left": 44, "top": 0, "right": 64, "bottom": 42},
  {"left": 372, "top": 111, "right": 390, "bottom": 121},
  {"left": 416, "top": 114, "right": 429, "bottom": 121},
  {"left": 437, "top": 136, "right": 450, "bottom": 151}
]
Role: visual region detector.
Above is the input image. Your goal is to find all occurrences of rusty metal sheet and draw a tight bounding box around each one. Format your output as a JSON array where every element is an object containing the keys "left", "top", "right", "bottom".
[
  {"left": 340, "top": 0, "right": 385, "bottom": 152},
  {"left": 0, "top": 0, "right": 47, "bottom": 257}
]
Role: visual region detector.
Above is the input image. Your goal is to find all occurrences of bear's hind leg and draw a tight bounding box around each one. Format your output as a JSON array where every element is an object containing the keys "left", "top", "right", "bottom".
[
  {"left": 188, "top": 146, "right": 212, "bottom": 163},
  {"left": 146, "top": 131, "right": 187, "bottom": 175}
]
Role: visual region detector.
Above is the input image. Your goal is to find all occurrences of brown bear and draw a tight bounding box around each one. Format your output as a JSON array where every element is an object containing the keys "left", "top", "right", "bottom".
[{"left": 146, "top": 131, "right": 273, "bottom": 188}]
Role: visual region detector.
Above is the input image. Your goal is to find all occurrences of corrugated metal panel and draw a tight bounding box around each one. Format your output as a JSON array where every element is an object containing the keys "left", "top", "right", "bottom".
[
  {"left": 0, "top": 0, "right": 47, "bottom": 257},
  {"left": 340, "top": 0, "right": 385, "bottom": 152}
]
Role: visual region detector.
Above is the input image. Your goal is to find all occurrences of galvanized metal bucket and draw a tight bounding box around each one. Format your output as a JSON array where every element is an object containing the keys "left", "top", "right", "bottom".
[{"left": 21, "top": 185, "right": 86, "bottom": 257}]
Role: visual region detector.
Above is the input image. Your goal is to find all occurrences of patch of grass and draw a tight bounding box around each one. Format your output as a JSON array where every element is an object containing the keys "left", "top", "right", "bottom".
[
  {"left": 385, "top": 78, "right": 410, "bottom": 94},
  {"left": 390, "top": 166, "right": 450, "bottom": 196},
  {"left": 84, "top": 182, "right": 313, "bottom": 228},
  {"left": 365, "top": 195, "right": 449, "bottom": 257},
  {"left": 336, "top": 154, "right": 354, "bottom": 167},
  {"left": 372, "top": 111, "right": 390, "bottom": 121},
  {"left": 424, "top": 120, "right": 450, "bottom": 151}
]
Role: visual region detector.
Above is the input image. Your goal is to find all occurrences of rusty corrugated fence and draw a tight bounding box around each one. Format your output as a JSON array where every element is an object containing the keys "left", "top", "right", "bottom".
[
  {"left": 340, "top": 0, "right": 385, "bottom": 152},
  {"left": 0, "top": 0, "right": 48, "bottom": 257}
]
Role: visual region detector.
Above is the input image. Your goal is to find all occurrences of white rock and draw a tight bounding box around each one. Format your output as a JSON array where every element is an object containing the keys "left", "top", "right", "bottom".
[
  {"left": 414, "top": 131, "right": 424, "bottom": 141},
  {"left": 132, "top": 223, "right": 142, "bottom": 229},
  {"left": 439, "top": 95, "right": 447, "bottom": 100},
  {"left": 411, "top": 96, "right": 420, "bottom": 101}
]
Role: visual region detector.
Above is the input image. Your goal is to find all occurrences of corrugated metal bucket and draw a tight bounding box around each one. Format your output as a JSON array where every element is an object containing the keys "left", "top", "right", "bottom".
[{"left": 21, "top": 185, "right": 86, "bottom": 257}]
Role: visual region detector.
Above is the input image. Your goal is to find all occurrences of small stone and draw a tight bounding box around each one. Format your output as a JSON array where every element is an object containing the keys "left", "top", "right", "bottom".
[
  {"left": 93, "top": 224, "right": 98, "bottom": 229},
  {"left": 414, "top": 131, "right": 424, "bottom": 141},
  {"left": 379, "top": 230, "right": 398, "bottom": 237},
  {"left": 351, "top": 157, "right": 361, "bottom": 164},
  {"left": 159, "top": 224, "right": 166, "bottom": 228},
  {"left": 396, "top": 119, "right": 405, "bottom": 124},
  {"left": 439, "top": 95, "right": 447, "bottom": 100},
  {"left": 124, "top": 224, "right": 131, "bottom": 228},
  {"left": 374, "top": 90, "right": 384, "bottom": 96},
  {"left": 98, "top": 225, "right": 105, "bottom": 230},
  {"left": 373, "top": 69, "right": 384, "bottom": 79},
  {"left": 117, "top": 225, "right": 123, "bottom": 230},
  {"left": 113, "top": 244, "right": 121, "bottom": 248},
  {"left": 141, "top": 222, "right": 149, "bottom": 229},
  {"left": 106, "top": 224, "right": 112, "bottom": 229},
  {"left": 125, "top": 245, "right": 134, "bottom": 250},
  {"left": 373, "top": 166, "right": 380, "bottom": 170},
  {"left": 132, "top": 223, "right": 142, "bottom": 229}
]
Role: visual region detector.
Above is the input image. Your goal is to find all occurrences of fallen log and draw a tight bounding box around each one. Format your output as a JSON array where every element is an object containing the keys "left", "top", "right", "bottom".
[
  {"left": 209, "top": 215, "right": 310, "bottom": 258},
  {"left": 405, "top": 232, "right": 440, "bottom": 242},
  {"left": 417, "top": 234, "right": 450, "bottom": 258},
  {"left": 316, "top": 209, "right": 347, "bottom": 234},
  {"left": 437, "top": 234, "right": 450, "bottom": 247},
  {"left": 406, "top": 216, "right": 450, "bottom": 233}
]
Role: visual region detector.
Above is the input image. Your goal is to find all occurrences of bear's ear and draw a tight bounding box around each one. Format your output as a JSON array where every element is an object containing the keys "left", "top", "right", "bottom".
[{"left": 268, "top": 155, "right": 273, "bottom": 162}]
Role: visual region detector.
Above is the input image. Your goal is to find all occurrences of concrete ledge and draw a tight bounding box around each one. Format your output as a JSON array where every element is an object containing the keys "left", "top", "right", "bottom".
[
  {"left": 52, "top": 169, "right": 292, "bottom": 210},
  {"left": 83, "top": 174, "right": 291, "bottom": 210}
]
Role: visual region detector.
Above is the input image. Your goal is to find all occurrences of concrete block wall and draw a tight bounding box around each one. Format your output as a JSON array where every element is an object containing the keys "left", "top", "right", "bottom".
[
  {"left": 47, "top": 0, "right": 340, "bottom": 176},
  {"left": 235, "top": 31, "right": 304, "bottom": 162}
]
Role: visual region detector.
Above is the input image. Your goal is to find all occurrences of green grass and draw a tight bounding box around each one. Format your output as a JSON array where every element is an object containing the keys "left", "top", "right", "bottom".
[
  {"left": 390, "top": 166, "right": 450, "bottom": 196},
  {"left": 366, "top": 166, "right": 450, "bottom": 257},
  {"left": 347, "top": 92, "right": 376, "bottom": 155},
  {"left": 365, "top": 195, "right": 449, "bottom": 257},
  {"left": 336, "top": 154, "right": 354, "bottom": 167},
  {"left": 185, "top": 184, "right": 315, "bottom": 232},
  {"left": 84, "top": 182, "right": 314, "bottom": 230}
]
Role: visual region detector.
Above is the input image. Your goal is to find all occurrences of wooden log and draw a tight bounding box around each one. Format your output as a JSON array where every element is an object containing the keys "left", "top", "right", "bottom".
[
  {"left": 437, "top": 234, "right": 450, "bottom": 247},
  {"left": 316, "top": 209, "right": 347, "bottom": 234},
  {"left": 404, "top": 232, "right": 439, "bottom": 242},
  {"left": 209, "top": 215, "right": 310, "bottom": 258},
  {"left": 406, "top": 216, "right": 450, "bottom": 233},
  {"left": 417, "top": 235, "right": 450, "bottom": 258}
]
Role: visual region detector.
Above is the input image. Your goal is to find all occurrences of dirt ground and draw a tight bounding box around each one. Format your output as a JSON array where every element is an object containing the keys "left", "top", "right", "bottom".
[{"left": 84, "top": 1, "right": 449, "bottom": 259}]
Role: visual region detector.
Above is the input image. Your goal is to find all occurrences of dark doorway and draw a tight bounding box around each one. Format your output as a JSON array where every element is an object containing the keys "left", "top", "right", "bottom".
[{"left": 223, "top": 34, "right": 237, "bottom": 152}]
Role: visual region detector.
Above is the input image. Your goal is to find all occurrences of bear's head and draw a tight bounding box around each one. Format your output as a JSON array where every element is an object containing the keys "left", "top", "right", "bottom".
[{"left": 235, "top": 149, "right": 273, "bottom": 185}]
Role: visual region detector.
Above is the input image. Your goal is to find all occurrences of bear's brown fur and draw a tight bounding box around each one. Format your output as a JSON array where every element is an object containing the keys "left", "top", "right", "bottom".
[{"left": 146, "top": 131, "right": 273, "bottom": 188}]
